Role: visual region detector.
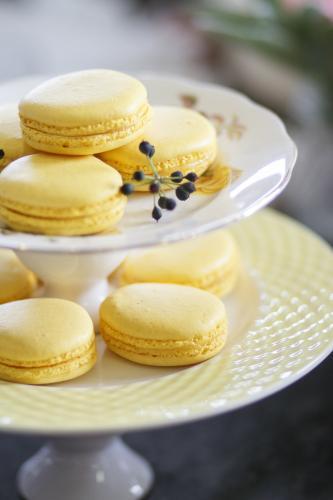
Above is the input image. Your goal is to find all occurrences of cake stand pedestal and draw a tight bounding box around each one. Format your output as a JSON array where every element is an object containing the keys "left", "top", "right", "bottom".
[
  {"left": 17, "top": 251, "right": 125, "bottom": 329},
  {"left": 17, "top": 435, "right": 153, "bottom": 500},
  {"left": 0, "top": 74, "right": 300, "bottom": 500}
]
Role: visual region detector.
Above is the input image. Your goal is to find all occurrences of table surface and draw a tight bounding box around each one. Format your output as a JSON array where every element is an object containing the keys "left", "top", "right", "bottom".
[{"left": 0, "top": 356, "right": 331, "bottom": 500}]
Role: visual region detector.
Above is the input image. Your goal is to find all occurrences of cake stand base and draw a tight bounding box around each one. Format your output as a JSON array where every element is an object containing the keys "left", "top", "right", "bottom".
[{"left": 17, "top": 436, "right": 154, "bottom": 500}]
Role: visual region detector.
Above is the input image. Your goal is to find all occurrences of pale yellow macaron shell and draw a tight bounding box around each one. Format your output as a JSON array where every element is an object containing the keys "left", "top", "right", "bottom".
[
  {"left": 0, "top": 153, "right": 127, "bottom": 235},
  {"left": 98, "top": 106, "right": 217, "bottom": 186},
  {"left": 100, "top": 283, "right": 227, "bottom": 366},
  {"left": 0, "top": 103, "right": 35, "bottom": 169},
  {"left": 0, "top": 298, "right": 96, "bottom": 384},
  {"left": 120, "top": 230, "right": 240, "bottom": 297},
  {"left": 19, "top": 69, "right": 151, "bottom": 155},
  {"left": 0, "top": 249, "right": 37, "bottom": 304}
]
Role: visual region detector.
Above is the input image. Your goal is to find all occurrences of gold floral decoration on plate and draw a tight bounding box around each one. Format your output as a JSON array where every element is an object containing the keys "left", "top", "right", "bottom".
[{"left": 179, "top": 94, "right": 246, "bottom": 139}]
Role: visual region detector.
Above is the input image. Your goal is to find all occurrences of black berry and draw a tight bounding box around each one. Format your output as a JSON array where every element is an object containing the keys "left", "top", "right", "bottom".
[
  {"left": 152, "top": 206, "right": 162, "bottom": 221},
  {"left": 182, "top": 181, "right": 196, "bottom": 194},
  {"left": 175, "top": 187, "right": 190, "bottom": 201},
  {"left": 133, "top": 170, "right": 145, "bottom": 181},
  {"left": 120, "top": 183, "right": 134, "bottom": 196},
  {"left": 170, "top": 171, "right": 183, "bottom": 183},
  {"left": 165, "top": 198, "right": 177, "bottom": 210},
  {"left": 185, "top": 172, "right": 198, "bottom": 182},
  {"left": 149, "top": 181, "right": 160, "bottom": 193},
  {"left": 0, "top": 149, "right": 4, "bottom": 159},
  {"left": 158, "top": 196, "right": 168, "bottom": 209},
  {"left": 139, "top": 141, "right": 155, "bottom": 158}
]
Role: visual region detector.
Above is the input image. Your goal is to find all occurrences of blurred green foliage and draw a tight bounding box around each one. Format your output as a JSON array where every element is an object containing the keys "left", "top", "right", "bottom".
[{"left": 192, "top": 0, "right": 333, "bottom": 120}]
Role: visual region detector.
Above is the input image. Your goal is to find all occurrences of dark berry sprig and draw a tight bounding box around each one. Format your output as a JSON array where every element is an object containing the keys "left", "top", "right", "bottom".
[
  {"left": 120, "top": 141, "right": 198, "bottom": 222},
  {"left": 0, "top": 149, "right": 4, "bottom": 160}
]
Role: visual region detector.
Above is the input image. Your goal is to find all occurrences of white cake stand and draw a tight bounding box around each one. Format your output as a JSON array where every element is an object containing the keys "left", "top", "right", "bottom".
[
  {"left": 2, "top": 76, "right": 331, "bottom": 500},
  {"left": 0, "top": 73, "right": 296, "bottom": 328}
]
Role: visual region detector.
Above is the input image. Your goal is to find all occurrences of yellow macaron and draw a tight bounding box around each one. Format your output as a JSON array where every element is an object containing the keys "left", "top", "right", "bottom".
[
  {"left": 0, "top": 298, "right": 96, "bottom": 384},
  {"left": 100, "top": 283, "right": 227, "bottom": 367},
  {"left": 120, "top": 230, "right": 240, "bottom": 297},
  {"left": 19, "top": 69, "right": 152, "bottom": 155},
  {"left": 0, "top": 103, "right": 35, "bottom": 170},
  {"left": 0, "top": 249, "right": 37, "bottom": 304},
  {"left": 98, "top": 105, "right": 217, "bottom": 187},
  {"left": 0, "top": 153, "right": 127, "bottom": 235}
]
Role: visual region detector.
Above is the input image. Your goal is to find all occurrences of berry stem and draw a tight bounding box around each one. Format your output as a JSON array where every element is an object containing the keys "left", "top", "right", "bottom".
[{"left": 148, "top": 157, "right": 159, "bottom": 179}]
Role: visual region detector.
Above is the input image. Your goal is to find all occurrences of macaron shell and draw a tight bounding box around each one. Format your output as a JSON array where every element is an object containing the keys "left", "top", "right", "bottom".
[
  {"left": 100, "top": 283, "right": 227, "bottom": 366},
  {"left": 98, "top": 106, "right": 217, "bottom": 183},
  {"left": 0, "top": 298, "right": 96, "bottom": 384},
  {"left": 0, "top": 250, "right": 37, "bottom": 304},
  {"left": 0, "top": 154, "right": 122, "bottom": 209},
  {"left": 101, "top": 283, "right": 225, "bottom": 340},
  {"left": 19, "top": 70, "right": 150, "bottom": 127},
  {"left": 0, "top": 154, "right": 127, "bottom": 235},
  {"left": 19, "top": 69, "right": 152, "bottom": 155},
  {"left": 0, "top": 103, "right": 35, "bottom": 169},
  {"left": 120, "top": 230, "right": 240, "bottom": 297},
  {"left": 0, "top": 298, "right": 94, "bottom": 362}
]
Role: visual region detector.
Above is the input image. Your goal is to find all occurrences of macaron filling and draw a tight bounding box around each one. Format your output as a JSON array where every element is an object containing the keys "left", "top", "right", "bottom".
[
  {"left": 101, "top": 320, "right": 226, "bottom": 359},
  {"left": 0, "top": 340, "right": 96, "bottom": 384},
  {"left": 0, "top": 194, "right": 126, "bottom": 235},
  {"left": 21, "top": 119, "right": 151, "bottom": 155},
  {"left": 107, "top": 149, "right": 216, "bottom": 181},
  {"left": 20, "top": 103, "right": 150, "bottom": 137}
]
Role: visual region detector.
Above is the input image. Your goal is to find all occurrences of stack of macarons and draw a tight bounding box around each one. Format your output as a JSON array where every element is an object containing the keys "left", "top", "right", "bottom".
[
  {"left": 0, "top": 68, "right": 218, "bottom": 236},
  {"left": 0, "top": 69, "right": 153, "bottom": 235},
  {"left": 0, "top": 69, "right": 238, "bottom": 382}
]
